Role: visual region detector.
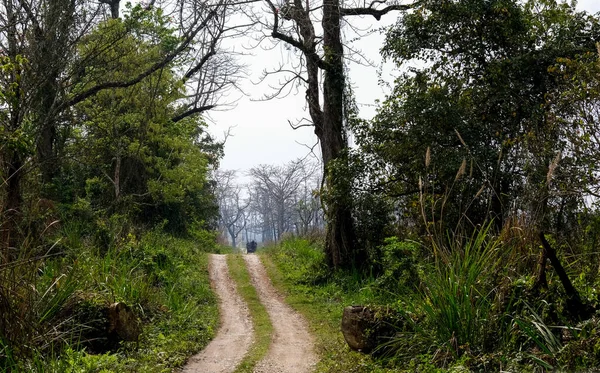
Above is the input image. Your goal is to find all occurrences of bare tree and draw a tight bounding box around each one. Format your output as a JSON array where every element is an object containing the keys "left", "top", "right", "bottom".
[
  {"left": 251, "top": 0, "right": 418, "bottom": 267},
  {"left": 249, "top": 156, "right": 314, "bottom": 240},
  {"left": 294, "top": 165, "right": 323, "bottom": 236},
  {"left": 249, "top": 159, "right": 311, "bottom": 240},
  {"left": 215, "top": 170, "right": 249, "bottom": 248},
  {"left": 247, "top": 184, "right": 277, "bottom": 242}
]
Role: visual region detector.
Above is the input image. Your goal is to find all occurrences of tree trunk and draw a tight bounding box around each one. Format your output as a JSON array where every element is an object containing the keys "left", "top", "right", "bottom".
[
  {"left": 319, "top": 0, "right": 360, "bottom": 269},
  {"left": 2, "top": 2, "right": 23, "bottom": 263},
  {"left": 277, "top": 202, "right": 285, "bottom": 240},
  {"left": 100, "top": 0, "right": 121, "bottom": 19},
  {"left": 1, "top": 151, "right": 23, "bottom": 263},
  {"left": 34, "top": 0, "right": 74, "bottom": 187},
  {"left": 114, "top": 153, "right": 121, "bottom": 200},
  {"left": 229, "top": 226, "right": 237, "bottom": 248},
  {"left": 539, "top": 232, "right": 592, "bottom": 319},
  {"left": 37, "top": 119, "right": 57, "bottom": 184}
]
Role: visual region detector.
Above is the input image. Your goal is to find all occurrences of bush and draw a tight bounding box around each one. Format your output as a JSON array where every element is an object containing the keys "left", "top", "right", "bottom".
[
  {"left": 264, "top": 236, "right": 328, "bottom": 285},
  {"left": 375, "top": 237, "right": 419, "bottom": 294}
]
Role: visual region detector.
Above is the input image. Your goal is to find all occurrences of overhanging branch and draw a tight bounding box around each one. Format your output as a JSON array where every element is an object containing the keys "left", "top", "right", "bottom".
[
  {"left": 340, "top": 3, "right": 416, "bottom": 20},
  {"left": 60, "top": 9, "right": 218, "bottom": 110},
  {"left": 172, "top": 104, "right": 216, "bottom": 122},
  {"left": 264, "top": 0, "right": 330, "bottom": 71}
]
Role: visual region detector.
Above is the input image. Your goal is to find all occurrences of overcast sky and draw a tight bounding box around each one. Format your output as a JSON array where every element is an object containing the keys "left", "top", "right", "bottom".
[{"left": 208, "top": 0, "right": 600, "bottom": 173}]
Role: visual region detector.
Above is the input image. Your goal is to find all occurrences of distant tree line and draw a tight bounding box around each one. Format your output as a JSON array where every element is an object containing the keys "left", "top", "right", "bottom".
[{"left": 215, "top": 158, "right": 324, "bottom": 247}]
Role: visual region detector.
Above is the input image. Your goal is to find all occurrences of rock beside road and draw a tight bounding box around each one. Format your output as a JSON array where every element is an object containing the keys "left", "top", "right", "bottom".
[
  {"left": 107, "top": 301, "right": 141, "bottom": 342},
  {"left": 341, "top": 305, "right": 396, "bottom": 353}
]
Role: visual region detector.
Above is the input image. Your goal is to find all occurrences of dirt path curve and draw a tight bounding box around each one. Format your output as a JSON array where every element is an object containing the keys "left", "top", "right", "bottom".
[
  {"left": 243, "top": 254, "right": 317, "bottom": 373},
  {"left": 181, "top": 254, "right": 254, "bottom": 373}
]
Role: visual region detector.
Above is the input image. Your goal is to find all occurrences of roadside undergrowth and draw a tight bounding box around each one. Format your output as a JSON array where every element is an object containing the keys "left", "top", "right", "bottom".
[
  {"left": 263, "top": 230, "right": 600, "bottom": 372},
  {"left": 227, "top": 254, "right": 273, "bottom": 373},
  {"left": 3, "top": 224, "right": 219, "bottom": 372}
]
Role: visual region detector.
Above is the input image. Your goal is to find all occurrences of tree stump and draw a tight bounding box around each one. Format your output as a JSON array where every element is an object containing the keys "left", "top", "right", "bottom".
[
  {"left": 107, "top": 302, "right": 141, "bottom": 343},
  {"left": 341, "top": 305, "right": 395, "bottom": 353}
]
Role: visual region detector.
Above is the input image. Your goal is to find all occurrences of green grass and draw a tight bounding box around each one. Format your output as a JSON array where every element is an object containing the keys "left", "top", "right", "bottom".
[
  {"left": 259, "top": 234, "right": 585, "bottom": 372},
  {"left": 227, "top": 254, "right": 273, "bottom": 373},
  {"left": 414, "top": 225, "right": 505, "bottom": 355},
  {"left": 8, "top": 228, "right": 220, "bottom": 372}
]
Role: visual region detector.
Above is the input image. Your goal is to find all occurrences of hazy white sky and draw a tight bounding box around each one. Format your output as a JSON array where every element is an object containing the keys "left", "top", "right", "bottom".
[{"left": 208, "top": 0, "right": 600, "bottom": 173}]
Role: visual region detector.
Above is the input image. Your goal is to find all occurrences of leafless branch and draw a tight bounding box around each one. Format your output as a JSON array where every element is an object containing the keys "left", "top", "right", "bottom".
[{"left": 340, "top": 2, "right": 416, "bottom": 19}]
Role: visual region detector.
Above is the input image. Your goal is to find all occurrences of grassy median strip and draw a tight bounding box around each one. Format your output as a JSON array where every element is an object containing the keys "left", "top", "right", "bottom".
[{"left": 227, "top": 254, "right": 273, "bottom": 373}]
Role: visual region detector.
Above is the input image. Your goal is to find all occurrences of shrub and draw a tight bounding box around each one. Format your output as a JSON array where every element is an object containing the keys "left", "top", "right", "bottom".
[{"left": 375, "top": 237, "right": 419, "bottom": 294}]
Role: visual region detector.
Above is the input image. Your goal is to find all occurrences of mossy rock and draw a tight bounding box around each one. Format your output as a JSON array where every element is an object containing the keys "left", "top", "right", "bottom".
[
  {"left": 341, "top": 305, "right": 398, "bottom": 354},
  {"left": 59, "top": 294, "right": 141, "bottom": 353}
]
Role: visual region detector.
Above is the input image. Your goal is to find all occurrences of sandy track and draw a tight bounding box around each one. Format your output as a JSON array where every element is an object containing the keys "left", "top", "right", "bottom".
[
  {"left": 181, "top": 254, "right": 254, "bottom": 373},
  {"left": 243, "top": 254, "right": 317, "bottom": 373}
]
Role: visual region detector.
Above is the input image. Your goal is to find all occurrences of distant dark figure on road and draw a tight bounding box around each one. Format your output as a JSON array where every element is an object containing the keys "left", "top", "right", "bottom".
[{"left": 247, "top": 240, "right": 257, "bottom": 253}]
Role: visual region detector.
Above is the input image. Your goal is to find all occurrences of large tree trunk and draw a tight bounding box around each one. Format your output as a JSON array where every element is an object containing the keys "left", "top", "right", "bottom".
[
  {"left": 1, "top": 1, "right": 23, "bottom": 263},
  {"left": 266, "top": 0, "right": 404, "bottom": 268},
  {"left": 33, "top": 0, "right": 75, "bottom": 187},
  {"left": 319, "top": 0, "right": 360, "bottom": 269}
]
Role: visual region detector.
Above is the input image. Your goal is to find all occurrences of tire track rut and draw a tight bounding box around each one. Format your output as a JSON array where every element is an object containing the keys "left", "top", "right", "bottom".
[
  {"left": 243, "top": 254, "right": 317, "bottom": 373},
  {"left": 181, "top": 254, "right": 254, "bottom": 373}
]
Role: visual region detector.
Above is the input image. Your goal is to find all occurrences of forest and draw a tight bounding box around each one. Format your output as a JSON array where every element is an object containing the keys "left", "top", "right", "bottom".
[{"left": 2, "top": 0, "right": 600, "bottom": 371}]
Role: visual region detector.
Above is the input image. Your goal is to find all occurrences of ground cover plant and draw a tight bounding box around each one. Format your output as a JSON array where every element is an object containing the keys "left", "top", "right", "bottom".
[
  {"left": 0, "top": 224, "right": 219, "bottom": 372},
  {"left": 262, "top": 227, "right": 600, "bottom": 372},
  {"left": 261, "top": 237, "right": 401, "bottom": 373}
]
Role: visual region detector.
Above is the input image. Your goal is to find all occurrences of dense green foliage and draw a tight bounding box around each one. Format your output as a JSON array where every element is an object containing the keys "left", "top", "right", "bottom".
[
  {"left": 265, "top": 233, "right": 600, "bottom": 371},
  {"left": 349, "top": 0, "right": 600, "bottom": 249},
  {"left": 62, "top": 13, "right": 219, "bottom": 234},
  {"left": 0, "top": 5, "right": 222, "bottom": 370},
  {"left": 1, "top": 229, "right": 219, "bottom": 372},
  {"left": 320, "top": 0, "right": 600, "bottom": 369}
]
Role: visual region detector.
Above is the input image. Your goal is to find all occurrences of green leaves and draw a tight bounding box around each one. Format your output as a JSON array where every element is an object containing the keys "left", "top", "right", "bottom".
[
  {"left": 65, "top": 15, "right": 219, "bottom": 233},
  {"left": 354, "top": 0, "right": 600, "bottom": 238}
]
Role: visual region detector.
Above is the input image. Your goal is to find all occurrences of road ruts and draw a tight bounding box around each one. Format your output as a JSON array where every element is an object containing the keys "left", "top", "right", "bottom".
[
  {"left": 181, "top": 254, "right": 254, "bottom": 373},
  {"left": 243, "top": 254, "right": 317, "bottom": 373}
]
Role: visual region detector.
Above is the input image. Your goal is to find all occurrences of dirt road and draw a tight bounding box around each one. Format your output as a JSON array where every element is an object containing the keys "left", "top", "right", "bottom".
[
  {"left": 181, "top": 254, "right": 316, "bottom": 373},
  {"left": 181, "top": 254, "right": 254, "bottom": 373},
  {"left": 244, "top": 255, "right": 317, "bottom": 373}
]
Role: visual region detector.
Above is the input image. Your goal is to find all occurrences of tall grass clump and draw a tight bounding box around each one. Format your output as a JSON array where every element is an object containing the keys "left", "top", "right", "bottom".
[
  {"left": 420, "top": 225, "right": 505, "bottom": 353},
  {"left": 386, "top": 223, "right": 511, "bottom": 364},
  {"left": 0, "top": 209, "right": 86, "bottom": 371}
]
